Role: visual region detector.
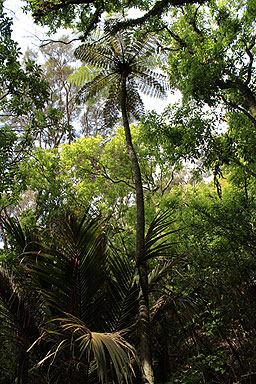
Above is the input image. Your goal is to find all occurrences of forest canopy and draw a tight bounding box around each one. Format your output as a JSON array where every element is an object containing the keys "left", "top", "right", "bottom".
[{"left": 0, "top": 0, "right": 256, "bottom": 383}]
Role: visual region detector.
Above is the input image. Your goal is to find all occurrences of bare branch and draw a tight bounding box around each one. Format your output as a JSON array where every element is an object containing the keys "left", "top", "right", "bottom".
[
  {"left": 162, "top": 171, "right": 175, "bottom": 194},
  {"left": 39, "top": 37, "right": 81, "bottom": 47},
  {"left": 0, "top": 92, "right": 10, "bottom": 101},
  {"left": 245, "top": 35, "right": 255, "bottom": 85},
  {"left": 99, "top": 162, "right": 136, "bottom": 190}
]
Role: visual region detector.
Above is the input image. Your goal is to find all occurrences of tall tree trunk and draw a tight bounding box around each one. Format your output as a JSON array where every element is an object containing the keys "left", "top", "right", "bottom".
[
  {"left": 120, "top": 73, "right": 154, "bottom": 384},
  {"left": 16, "top": 349, "right": 29, "bottom": 384}
]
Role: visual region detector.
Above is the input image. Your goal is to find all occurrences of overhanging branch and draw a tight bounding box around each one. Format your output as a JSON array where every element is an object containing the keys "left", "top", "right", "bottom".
[{"left": 108, "top": 0, "right": 206, "bottom": 33}]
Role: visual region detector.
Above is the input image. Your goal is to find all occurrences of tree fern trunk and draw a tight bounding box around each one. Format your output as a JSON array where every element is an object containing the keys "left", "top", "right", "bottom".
[
  {"left": 120, "top": 73, "right": 154, "bottom": 384},
  {"left": 16, "top": 349, "right": 29, "bottom": 384}
]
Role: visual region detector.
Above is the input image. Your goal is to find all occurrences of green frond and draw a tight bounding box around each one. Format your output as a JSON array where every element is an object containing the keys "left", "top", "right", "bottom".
[
  {"left": 105, "top": 249, "right": 139, "bottom": 331},
  {"left": 39, "top": 314, "right": 137, "bottom": 384},
  {"left": 148, "top": 261, "right": 178, "bottom": 289},
  {"left": 68, "top": 65, "right": 99, "bottom": 86},
  {"left": 75, "top": 42, "right": 118, "bottom": 70},
  {"left": 73, "top": 29, "right": 168, "bottom": 125},
  {"left": 80, "top": 71, "right": 116, "bottom": 102},
  {"left": 26, "top": 212, "right": 110, "bottom": 327},
  {"left": 0, "top": 216, "right": 39, "bottom": 254},
  {"left": 143, "top": 210, "right": 181, "bottom": 261}
]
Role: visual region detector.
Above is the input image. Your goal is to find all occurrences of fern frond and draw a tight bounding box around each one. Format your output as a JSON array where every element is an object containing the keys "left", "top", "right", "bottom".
[
  {"left": 126, "top": 84, "right": 144, "bottom": 121},
  {"left": 68, "top": 65, "right": 99, "bottom": 86},
  {"left": 80, "top": 71, "right": 116, "bottom": 102},
  {"left": 73, "top": 29, "right": 168, "bottom": 130},
  {"left": 134, "top": 69, "right": 167, "bottom": 99},
  {"left": 75, "top": 43, "right": 119, "bottom": 70}
]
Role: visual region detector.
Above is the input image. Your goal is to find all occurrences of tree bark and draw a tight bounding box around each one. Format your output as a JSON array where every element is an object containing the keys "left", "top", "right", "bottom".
[
  {"left": 217, "top": 78, "right": 256, "bottom": 120},
  {"left": 120, "top": 73, "right": 154, "bottom": 384}
]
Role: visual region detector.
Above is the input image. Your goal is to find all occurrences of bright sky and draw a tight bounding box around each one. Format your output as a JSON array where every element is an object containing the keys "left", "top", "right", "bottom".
[
  {"left": 4, "top": 0, "right": 49, "bottom": 51},
  {"left": 4, "top": 0, "right": 179, "bottom": 114}
]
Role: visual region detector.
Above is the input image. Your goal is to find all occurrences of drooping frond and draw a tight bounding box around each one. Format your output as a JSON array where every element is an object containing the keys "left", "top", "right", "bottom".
[
  {"left": 103, "top": 97, "right": 120, "bottom": 128},
  {"left": 148, "top": 261, "right": 179, "bottom": 291},
  {"left": 33, "top": 314, "right": 137, "bottom": 384},
  {"left": 0, "top": 216, "right": 39, "bottom": 255},
  {"left": 126, "top": 83, "right": 144, "bottom": 121}
]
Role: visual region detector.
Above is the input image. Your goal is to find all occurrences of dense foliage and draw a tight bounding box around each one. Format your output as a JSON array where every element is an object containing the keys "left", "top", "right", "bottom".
[
  {"left": 0, "top": 1, "right": 49, "bottom": 200},
  {"left": 1, "top": 0, "right": 256, "bottom": 383}
]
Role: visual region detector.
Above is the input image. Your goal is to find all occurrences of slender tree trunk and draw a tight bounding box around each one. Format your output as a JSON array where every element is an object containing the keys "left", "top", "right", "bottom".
[
  {"left": 16, "top": 349, "right": 29, "bottom": 384},
  {"left": 120, "top": 73, "right": 154, "bottom": 384}
]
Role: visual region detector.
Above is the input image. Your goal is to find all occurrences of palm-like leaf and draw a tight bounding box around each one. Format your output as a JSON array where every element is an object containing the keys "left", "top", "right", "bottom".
[
  {"left": 0, "top": 212, "right": 139, "bottom": 382},
  {"left": 34, "top": 313, "right": 136, "bottom": 384},
  {"left": 26, "top": 213, "right": 109, "bottom": 326},
  {"left": 0, "top": 216, "right": 40, "bottom": 255},
  {"left": 0, "top": 217, "right": 47, "bottom": 332},
  {"left": 143, "top": 210, "right": 181, "bottom": 261},
  {"left": 106, "top": 248, "right": 139, "bottom": 332},
  {"left": 69, "top": 30, "right": 168, "bottom": 128},
  {"left": 23, "top": 211, "right": 139, "bottom": 382},
  {"left": 0, "top": 266, "right": 48, "bottom": 383},
  {"left": 1, "top": 210, "right": 183, "bottom": 383}
]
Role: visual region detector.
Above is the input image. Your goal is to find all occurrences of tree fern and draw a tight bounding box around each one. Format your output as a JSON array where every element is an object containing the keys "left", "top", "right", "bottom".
[{"left": 69, "top": 30, "right": 168, "bottom": 128}]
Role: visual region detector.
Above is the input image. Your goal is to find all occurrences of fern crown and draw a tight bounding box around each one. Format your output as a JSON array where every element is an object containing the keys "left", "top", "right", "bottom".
[{"left": 69, "top": 31, "right": 168, "bottom": 127}]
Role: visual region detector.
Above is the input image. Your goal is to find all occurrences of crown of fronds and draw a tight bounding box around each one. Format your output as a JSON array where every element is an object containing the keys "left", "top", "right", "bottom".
[{"left": 69, "top": 30, "right": 168, "bottom": 127}]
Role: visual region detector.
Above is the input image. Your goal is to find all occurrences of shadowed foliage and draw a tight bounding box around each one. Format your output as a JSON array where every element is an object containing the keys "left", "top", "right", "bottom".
[{"left": 0, "top": 209, "right": 179, "bottom": 383}]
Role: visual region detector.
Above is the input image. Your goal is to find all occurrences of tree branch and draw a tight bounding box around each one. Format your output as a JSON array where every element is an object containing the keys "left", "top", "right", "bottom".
[
  {"left": 245, "top": 36, "right": 255, "bottom": 85},
  {"left": 217, "top": 78, "right": 256, "bottom": 118},
  {"left": 39, "top": 37, "right": 81, "bottom": 47},
  {"left": 32, "top": 0, "right": 95, "bottom": 20},
  {"left": 105, "top": 0, "right": 205, "bottom": 34},
  {"left": 220, "top": 95, "right": 256, "bottom": 127},
  {"left": 0, "top": 92, "right": 10, "bottom": 101},
  {"left": 80, "top": 7, "right": 104, "bottom": 41},
  {"left": 164, "top": 26, "right": 194, "bottom": 54},
  {"left": 189, "top": 6, "right": 204, "bottom": 40},
  {"left": 162, "top": 171, "right": 174, "bottom": 194},
  {"left": 99, "top": 162, "right": 136, "bottom": 190}
]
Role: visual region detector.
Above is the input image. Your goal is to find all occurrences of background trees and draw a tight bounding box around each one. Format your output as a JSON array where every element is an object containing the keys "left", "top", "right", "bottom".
[
  {"left": 1, "top": 0, "right": 256, "bottom": 383},
  {"left": 70, "top": 30, "right": 169, "bottom": 384},
  {"left": 0, "top": 213, "right": 138, "bottom": 383},
  {"left": 0, "top": 2, "right": 49, "bottom": 196}
]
